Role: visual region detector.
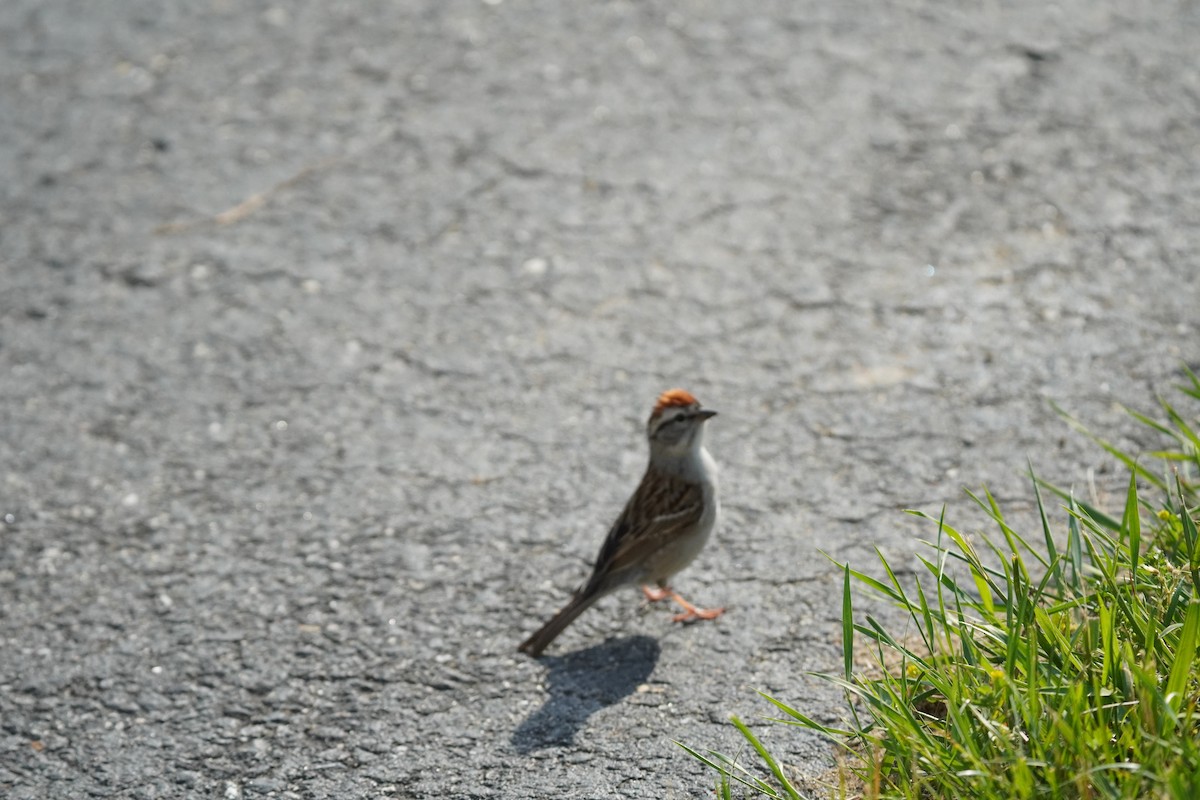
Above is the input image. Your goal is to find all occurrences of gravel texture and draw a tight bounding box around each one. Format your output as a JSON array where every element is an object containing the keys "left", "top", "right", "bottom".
[{"left": 1, "top": 1, "right": 1197, "bottom": 797}]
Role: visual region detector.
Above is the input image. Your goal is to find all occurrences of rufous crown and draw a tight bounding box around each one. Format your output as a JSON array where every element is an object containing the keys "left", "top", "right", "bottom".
[{"left": 652, "top": 388, "right": 699, "bottom": 416}]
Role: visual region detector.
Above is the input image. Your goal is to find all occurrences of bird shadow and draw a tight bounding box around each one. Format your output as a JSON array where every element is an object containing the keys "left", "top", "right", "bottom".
[{"left": 511, "top": 635, "right": 661, "bottom": 753}]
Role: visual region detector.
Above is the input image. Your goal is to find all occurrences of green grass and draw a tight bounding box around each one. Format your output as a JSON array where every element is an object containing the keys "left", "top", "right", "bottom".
[{"left": 684, "top": 369, "right": 1200, "bottom": 799}]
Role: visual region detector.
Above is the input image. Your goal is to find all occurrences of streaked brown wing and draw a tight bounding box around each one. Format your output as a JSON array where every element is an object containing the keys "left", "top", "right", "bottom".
[{"left": 588, "top": 470, "right": 704, "bottom": 582}]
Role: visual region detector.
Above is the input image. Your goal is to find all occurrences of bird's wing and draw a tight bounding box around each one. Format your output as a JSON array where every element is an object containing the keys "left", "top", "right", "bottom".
[{"left": 587, "top": 470, "right": 704, "bottom": 584}]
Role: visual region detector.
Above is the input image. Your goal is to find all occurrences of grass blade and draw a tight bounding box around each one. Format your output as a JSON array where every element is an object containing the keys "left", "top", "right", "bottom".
[
  {"left": 1123, "top": 471, "right": 1142, "bottom": 579},
  {"left": 729, "top": 715, "right": 806, "bottom": 800},
  {"left": 1166, "top": 601, "right": 1200, "bottom": 706},
  {"left": 843, "top": 563, "right": 853, "bottom": 681}
]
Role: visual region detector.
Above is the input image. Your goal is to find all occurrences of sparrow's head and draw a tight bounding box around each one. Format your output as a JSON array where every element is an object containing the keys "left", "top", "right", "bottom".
[{"left": 646, "top": 388, "right": 717, "bottom": 451}]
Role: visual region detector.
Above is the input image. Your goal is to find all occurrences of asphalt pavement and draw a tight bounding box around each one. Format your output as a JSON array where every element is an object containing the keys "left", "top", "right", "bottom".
[{"left": 1, "top": 1, "right": 1197, "bottom": 797}]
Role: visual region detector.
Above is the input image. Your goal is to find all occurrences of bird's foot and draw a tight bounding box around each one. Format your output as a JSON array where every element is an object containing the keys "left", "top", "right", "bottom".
[
  {"left": 668, "top": 591, "right": 725, "bottom": 623},
  {"left": 641, "top": 584, "right": 672, "bottom": 602}
]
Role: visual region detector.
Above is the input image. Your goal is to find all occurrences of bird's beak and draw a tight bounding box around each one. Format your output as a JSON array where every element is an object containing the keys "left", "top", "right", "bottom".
[{"left": 694, "top": 409, "right": 718, "bottom": 421}]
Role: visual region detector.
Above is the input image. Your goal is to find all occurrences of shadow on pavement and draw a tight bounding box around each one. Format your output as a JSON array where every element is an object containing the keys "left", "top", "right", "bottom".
[{"left": 511, "top": 635, "right": 661, "bottom": 752}]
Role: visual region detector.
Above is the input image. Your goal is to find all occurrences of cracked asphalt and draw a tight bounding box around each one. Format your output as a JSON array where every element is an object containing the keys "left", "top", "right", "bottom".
[{"left": 1, "top": 1, "right": 1197, "bottom": 797}]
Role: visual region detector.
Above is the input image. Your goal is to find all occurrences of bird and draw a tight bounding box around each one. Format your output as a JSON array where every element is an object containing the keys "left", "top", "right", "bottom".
[{"left": 518, "top": 388, "right": 723, "bottom": 657}]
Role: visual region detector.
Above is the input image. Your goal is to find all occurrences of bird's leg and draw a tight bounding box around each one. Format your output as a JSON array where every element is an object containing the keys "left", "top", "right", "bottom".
[
  {"left": 668, "top": 591, "right": 725, "bottom": 623},
  {"left": 641, "top": 584, "right": 672, "bottom": 602}
]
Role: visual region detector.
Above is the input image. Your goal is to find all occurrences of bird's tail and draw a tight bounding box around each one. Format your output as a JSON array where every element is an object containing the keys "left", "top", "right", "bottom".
[{"left": 518, "top": 589, "right": 602, "bottom": 657}]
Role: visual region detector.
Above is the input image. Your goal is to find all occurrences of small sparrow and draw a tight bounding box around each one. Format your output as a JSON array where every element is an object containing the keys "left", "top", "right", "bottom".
[{"left": 518, "top": 388, "right": 723, "bottom": 657}]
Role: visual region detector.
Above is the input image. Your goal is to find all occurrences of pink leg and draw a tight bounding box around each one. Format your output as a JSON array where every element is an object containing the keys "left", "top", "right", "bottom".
[
  {"left": 641, "top": 584, "right": 672, "bottom": 602},
  {"left": 668, "top": 591, "right": 725, "bottom": 623}
]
